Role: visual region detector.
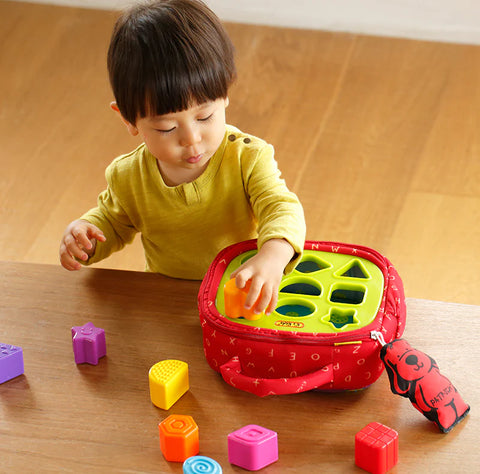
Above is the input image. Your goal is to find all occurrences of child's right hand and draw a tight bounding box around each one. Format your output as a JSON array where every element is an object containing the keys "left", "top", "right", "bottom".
[{"left": 59, "top": 219, "right": 106, "bottom": 271}]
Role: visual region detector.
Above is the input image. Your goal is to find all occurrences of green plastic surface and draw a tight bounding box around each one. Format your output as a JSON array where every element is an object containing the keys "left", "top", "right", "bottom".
[{"left": 215, "top": 249, "right": 385, "bottom": 333}]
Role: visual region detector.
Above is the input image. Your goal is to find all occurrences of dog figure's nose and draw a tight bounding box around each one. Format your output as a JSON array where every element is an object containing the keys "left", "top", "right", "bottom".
[{"left": 405, "top": 354, "right": 418, "bottom": 366}]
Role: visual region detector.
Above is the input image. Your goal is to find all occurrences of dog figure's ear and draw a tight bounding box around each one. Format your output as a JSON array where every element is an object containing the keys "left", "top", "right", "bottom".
[{"left": 380, "top": 340, "right": 411, "bottom": 397}]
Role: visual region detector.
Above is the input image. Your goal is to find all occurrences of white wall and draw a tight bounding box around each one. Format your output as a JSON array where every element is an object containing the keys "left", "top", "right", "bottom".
[{"left": 7, "top": 0, "right": 480, "bottom": 45}]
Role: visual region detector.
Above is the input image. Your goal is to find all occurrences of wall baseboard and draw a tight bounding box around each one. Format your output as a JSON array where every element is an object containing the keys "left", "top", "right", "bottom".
[{"left": 7, "top": 0, "right": 480, "bottom": 45}]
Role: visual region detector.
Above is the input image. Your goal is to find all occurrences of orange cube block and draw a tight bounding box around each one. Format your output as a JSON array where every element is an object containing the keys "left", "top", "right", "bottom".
[
  {"left": 159, "top": 414, "right": 199, "bottom": 462},
  {"left": 223, "top": 278, "right": 264, "bottom": 320}
]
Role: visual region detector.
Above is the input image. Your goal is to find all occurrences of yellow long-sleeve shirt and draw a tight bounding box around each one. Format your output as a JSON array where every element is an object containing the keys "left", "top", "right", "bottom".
[{"left": 81, "top": 125, "right": 306, "bottom": 279}]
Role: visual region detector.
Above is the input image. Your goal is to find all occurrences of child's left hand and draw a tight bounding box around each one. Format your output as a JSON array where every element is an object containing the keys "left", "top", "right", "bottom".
[{"left": 230, "top": 239, "right": 295, "bottom": 315}]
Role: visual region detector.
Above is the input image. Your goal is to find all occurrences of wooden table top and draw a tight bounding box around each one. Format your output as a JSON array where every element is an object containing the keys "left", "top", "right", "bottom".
[{"left": 0, "top": 261, "right": 478, "bottom": 472}]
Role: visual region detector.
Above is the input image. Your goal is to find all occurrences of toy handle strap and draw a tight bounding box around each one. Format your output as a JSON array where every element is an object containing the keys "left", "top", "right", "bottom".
[{"left": 220, "top": 357, "right": 334, "bottom": 397}]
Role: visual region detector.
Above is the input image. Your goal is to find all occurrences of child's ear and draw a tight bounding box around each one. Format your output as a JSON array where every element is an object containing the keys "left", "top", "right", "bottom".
[{"left": 110, "top": 101, "right": 139, "bottom": 136}]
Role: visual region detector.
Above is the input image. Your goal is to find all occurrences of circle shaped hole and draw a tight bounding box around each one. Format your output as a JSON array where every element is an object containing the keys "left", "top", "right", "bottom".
[
  {"left": 280, "top": 282, "right": 321, "bottom": 296},
  {"left": 275, "top": 300, "right": 316, "bottom": 318},
  {"left": 296, "top": 257, "right": 330, "bottom": 273}
]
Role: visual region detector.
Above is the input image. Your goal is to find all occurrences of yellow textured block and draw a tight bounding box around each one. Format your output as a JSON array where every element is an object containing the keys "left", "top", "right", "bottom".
[{"left": 149, "top": 360, "right": 189, "bottom": 410}]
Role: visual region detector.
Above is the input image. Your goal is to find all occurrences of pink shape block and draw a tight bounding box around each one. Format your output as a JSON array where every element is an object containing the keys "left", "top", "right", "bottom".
[
  {"left": 71, "top": 322, "right": 106, "bottom": 365},
  {"left": 228, "top": 424, "right": 278, "bottom": 471},
  {"left": 355, "top": 422, "right": 398, "bottom": 474},
  {"left": 0, "top": 343, "right": 24, "bottom": 384}
]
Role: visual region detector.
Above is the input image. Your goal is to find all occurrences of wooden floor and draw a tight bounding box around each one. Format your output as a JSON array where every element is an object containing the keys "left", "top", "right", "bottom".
[{"left": 1, "top": 1, "right": 479, "bottom": 305}]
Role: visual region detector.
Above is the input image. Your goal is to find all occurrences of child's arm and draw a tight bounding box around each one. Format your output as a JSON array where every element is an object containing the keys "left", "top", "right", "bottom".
[
  {"left": 59, "top": 219, "right": 106, "bottom": 271},
  {"left": 230, "top": 238, "right": 295, "bottom": 315}
]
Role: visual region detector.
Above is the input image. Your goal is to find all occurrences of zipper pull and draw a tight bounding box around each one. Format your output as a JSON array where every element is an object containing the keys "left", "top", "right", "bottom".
[{"left": 370, "top": 330, "right": 387, "bottom": 346}]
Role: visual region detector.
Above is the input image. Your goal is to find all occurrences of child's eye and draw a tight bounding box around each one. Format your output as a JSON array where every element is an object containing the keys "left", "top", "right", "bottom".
[
  {"left": 198, "top": 113, "right": 213, "bottom": 122},
  {"left": 155, "top": 127, "right": 176, "bottom": 134}
]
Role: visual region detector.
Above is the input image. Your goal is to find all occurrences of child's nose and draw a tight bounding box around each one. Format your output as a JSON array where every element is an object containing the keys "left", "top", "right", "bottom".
[{"left": 180, "top": 126, "right": 201, "bottom": 147}]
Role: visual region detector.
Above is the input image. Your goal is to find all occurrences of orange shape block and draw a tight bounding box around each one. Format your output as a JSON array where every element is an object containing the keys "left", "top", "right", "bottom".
[
  {"left": 159, "top": 414, "right": 199, "bottom": 462},
  {"left": 223, "top": 279, "right": 264, "bottom": 320}
]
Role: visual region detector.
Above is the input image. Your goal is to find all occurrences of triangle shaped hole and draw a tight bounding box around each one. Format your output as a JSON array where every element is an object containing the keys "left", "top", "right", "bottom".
[{"left": 336, "top": 260, "right": 370, "bottom": 279}]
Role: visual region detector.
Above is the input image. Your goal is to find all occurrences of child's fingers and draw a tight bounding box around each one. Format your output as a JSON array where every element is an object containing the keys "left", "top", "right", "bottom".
[
  {"left": 59, "top": 244, "right": 82, "bottom": 271},
  {"left": 244, "top": 278, "right": 264, "bottom": 311},
  {"left": 266, "top": 290, "right": 279, "bottom": 315},
  {"left": 89, "top": 227, "right": 106, "bottom": 242},
  {"left": 63, "top": 233, "right": 89, "bottom": 261},
  {"left": 252, "top": 283, "right": 274, "bottom": 314},
  {"left": 72, "top": 227, "right": 94, "bottom": 250},
  {"left": 233, "top": 268, "right": 252, "bottom": 289},
  {"left": 64, "top": 258, "right": 82, "bottom": 271},
  {"left": 253, "top": 279, "right": 281, "bottom": 315},
  {"left": 59, "top": 220, "right": 104, "bottom": 271}
]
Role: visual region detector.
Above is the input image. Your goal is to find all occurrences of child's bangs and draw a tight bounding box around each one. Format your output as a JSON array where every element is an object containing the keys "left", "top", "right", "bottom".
[{"left": 143, "top": 62, "right": 229, "bottom": 117}]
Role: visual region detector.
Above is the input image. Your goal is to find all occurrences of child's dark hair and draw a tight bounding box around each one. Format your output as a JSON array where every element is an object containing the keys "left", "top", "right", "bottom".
[{"left": 108, "top": 0, "right": 236, "bottom": 124}]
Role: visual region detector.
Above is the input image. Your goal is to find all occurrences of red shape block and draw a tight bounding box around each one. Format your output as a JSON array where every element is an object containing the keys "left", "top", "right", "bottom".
[{"left": 355, "top": 422, "right": 398, "bottom": 474}]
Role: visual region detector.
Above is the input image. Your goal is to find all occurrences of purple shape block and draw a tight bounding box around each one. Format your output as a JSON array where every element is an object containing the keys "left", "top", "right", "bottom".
[
  {"left": 228, "top": 424, "right": 278, "bottom": 471},
  {"left": 71, "top": 322, "right": 106, "bottom": 365},
  {"left": 0, "top": 343, "right": 24, "bottom": 384}
]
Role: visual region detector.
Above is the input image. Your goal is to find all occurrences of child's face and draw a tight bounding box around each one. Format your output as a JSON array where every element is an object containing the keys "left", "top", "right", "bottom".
[{"left": 120, "top": 98, "right": 229, "bottom": 185}]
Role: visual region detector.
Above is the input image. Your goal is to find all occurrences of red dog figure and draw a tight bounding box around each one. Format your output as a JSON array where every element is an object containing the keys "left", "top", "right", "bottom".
[{"left": 380, "top": 339, "right": 470, "bottom": 433}]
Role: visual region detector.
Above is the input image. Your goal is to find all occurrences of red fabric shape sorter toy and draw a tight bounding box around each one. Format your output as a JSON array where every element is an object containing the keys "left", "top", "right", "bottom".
[{"left": 198, "top": 240, "right": 407, "bottom": 396}]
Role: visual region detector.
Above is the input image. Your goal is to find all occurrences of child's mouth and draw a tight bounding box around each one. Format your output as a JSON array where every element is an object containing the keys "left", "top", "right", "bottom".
[{"left": 187, "top": 154, "right": 203, "bottom": 164}]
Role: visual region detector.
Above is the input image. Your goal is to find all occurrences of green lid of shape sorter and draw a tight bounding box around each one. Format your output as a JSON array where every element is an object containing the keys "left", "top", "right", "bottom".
[{"left": 215, "top": 249, "right": 385, "bottom": 334}]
